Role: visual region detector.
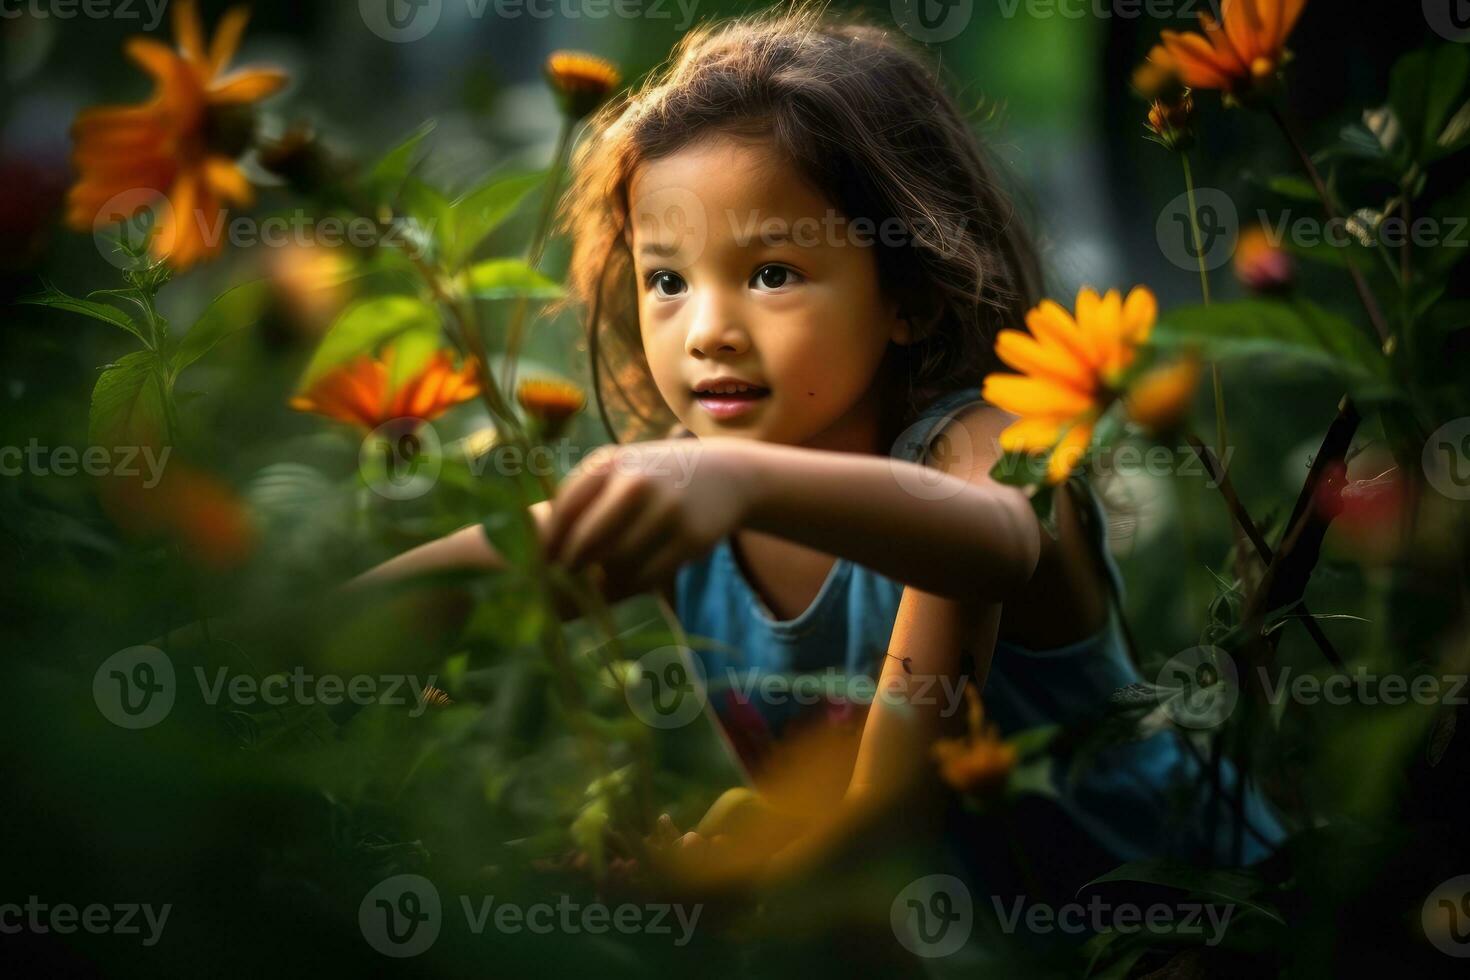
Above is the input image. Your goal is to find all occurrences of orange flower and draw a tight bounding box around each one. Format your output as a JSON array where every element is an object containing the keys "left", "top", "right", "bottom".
[
  {"left": 1126, "top": 354, "right": 1202, "bottom": 435},
  {"left": 99, "top": 461, "right": 256, "bottom": 571},
  {"left": 290, "top": 347, "right": 481, "bottom": 435},
  {"left": 66, "top": 0, "right": 287, "bottom": 270},
  {"left": 517, "top": 377, "right": 586, "bottom": 438},
  {"left": 1233, "top": 225, "right": 1295, "bottom": 292},
  {"left": 1132, "top": 43, "right": 1186, "bottom": 102},
  {"left": 1147, "top": 92, "right": 1197, "bottom": 152},
  {"left": 932, "top": 686, "right": 1017, "bottom": 797},
  {"left": 545, "top": 51, "right": 621, "bottom": 120},
  {"left": 983, "top": 285, "right": 1158, "bottom": 483},
  {"left": 1160, "top": 0, "right": 1307, "bottom": 98}
]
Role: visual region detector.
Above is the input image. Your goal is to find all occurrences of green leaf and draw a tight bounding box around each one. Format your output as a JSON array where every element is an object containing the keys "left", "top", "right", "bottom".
[
  {"left": 90, "top": 351, "right": 169, "bottom": 448},
  {"left": 443, "top": 171, "right": 545, "bottom": 268},
  {"left": 301, "top": 295, "right": 440, "bottom": 387},
  {"left": 1424, "top": 46, "right": 1470, "bottom": 161},
  {"left": 1265, "top": 174, "right": 1319, "bottom": 202},
  {"left": 1389, "top": 45, "right": 1470, "bottom": 165},
  {"left": 1153, "top": 299, "right": 1395, "bottom": 398},
  {"left": 367, "top": 120, "right": 436, "bottom": 193},
  {"left": 20, "top": 281, "right": 151, "bottom": 347},
  {"left": 1087, "top": 860, "right": 1285, "bottom": 925},
  {"left": 461, "top": 259, "right": 564, "bottom": 300},
  {"left": 397, "top": 177, "right": 450, "bottom": 255},
  {"left": 172, "top": 280, "right": 271, "bottom": 376},
  {"left": 386, "top": 327, "right": 441, "bottom": 397}
]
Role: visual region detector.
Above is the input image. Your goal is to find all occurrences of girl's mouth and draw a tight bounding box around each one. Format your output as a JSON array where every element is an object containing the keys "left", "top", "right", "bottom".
[{"left": 693, "top": 387, "right": 770, "bottom": 420}]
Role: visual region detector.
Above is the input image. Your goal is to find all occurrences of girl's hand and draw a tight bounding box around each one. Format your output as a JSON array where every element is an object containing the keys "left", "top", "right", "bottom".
[{"left": 543, "top": 438, "right": 755, "bottom": 591}]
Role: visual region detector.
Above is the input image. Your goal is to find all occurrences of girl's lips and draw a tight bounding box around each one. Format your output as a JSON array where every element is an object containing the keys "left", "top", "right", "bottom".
[{"left": 693, "top": 390, "right": 769, "bottom": 420}]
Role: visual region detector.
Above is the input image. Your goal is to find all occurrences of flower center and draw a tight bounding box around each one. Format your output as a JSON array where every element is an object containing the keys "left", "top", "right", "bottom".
[{"left": 204, "top": 104, "right": 257, "bottom": 159}]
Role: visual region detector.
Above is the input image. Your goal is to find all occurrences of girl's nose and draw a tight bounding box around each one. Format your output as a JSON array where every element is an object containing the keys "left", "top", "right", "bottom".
[{"left": 685, "top": 293, "right": 750, "bottom": 357}]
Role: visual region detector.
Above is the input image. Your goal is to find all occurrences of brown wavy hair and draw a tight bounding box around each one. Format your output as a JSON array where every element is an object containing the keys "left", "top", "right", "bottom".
[{"left": 556, "top": 2, "right": 1043, "bottom": 444}]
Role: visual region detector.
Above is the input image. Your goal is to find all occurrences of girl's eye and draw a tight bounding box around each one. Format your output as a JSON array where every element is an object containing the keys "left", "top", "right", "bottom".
[
  {"left": 646, "top": 270, "right": 686, "bottom": 298},
  {"left": 751, "top": 264, "right": 801, "bottom": 291}
]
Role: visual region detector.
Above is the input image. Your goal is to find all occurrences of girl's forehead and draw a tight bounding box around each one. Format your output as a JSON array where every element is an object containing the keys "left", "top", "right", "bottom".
[{"left": 627, "top": 136, "right": 839, "bottom": 252}]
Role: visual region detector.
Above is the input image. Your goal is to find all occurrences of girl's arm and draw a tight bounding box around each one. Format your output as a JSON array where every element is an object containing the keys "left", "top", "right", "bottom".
[
  {"left": 726, "top": 432, "right": 1041, "bottom": 604},
  {"left": 737, "top": 407, "right": 1012, "bottom": 884},
  {"left": 344, "top": 499, "right": 677, "bottom": 614}
]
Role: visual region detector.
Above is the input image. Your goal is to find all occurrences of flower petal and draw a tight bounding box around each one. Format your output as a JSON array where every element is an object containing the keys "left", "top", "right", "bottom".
[
  {"left": 174, "top": 0, "right": 206, "bottom": 64},
  {"left": 124, "top": 37, "right": 184, "bottom": 83},
  {"left": 1276, "top": 0, "right": 1308, "bottom": 49},
  {"left": 1046, "top": 421, "right": 1094, "bottom": 484},
  {"left": 998, "top": 417, "right": 1064, "bottom": 454},
  {"left": 1121, "top": 286, "right": 1158, "bottom": 345},
  {"left": 209, "top": 68, "right": 288, "bottom": 104},
  {"left": 1160, "top": 30, "right": 1235, "bottom": 90},
  {"left": 994, "top": 329, "right": 1095, "bottom": 393},
  {"left": 1025, "top": 299, "right": 1094, "bottom": 371},
  {"left": 203, "top": 156, "right": 253, "bottom": 206},
  {"left": 982, "top": 373, "right": 1096, "bottom": 419},
  {"left": 209, "top": 6, "right": 252, "bottom": 78}
]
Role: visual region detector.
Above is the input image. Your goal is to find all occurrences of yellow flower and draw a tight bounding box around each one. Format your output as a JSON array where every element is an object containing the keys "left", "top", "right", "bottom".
[
  {"left": 1233, "top": 225, "right": 1296, "bottom": 292},
  {"left": 289, "top": 347, "right": 481, "bottom": 434},
  {"left": 545, "top": 51, "right": 621, "bottom": 120},
  {"left": 1126, "top": 354, "right": 1202, "bottom": 435},
  {"left": 516, "top": 377, "right": 586, "bottom": 438},
  {"left": 1160, "top": 0, "right": 1307, "bottom": 98},
  {"left": 66, "top": 0, "right": 287, "bottom": 270},
  {"left": 983, "top": 285, "right": 1158, "bottom": 484},
  {"left": 932, "top": 686, "right": 1017, "bottom": 797}
]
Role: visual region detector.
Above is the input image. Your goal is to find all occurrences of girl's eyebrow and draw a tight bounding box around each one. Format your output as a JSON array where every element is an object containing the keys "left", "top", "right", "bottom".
[{"left": 636, "top": 241, "right": 681, "bottom": 258}]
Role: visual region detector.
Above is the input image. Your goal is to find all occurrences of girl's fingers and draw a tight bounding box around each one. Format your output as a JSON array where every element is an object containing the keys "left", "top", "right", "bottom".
[
  {"left": 600, "top": 502, "right": 678, "bottom": 579},
  {"left": 633, "top": 537, "right": 688, "bottom": 594},
  {"left": 560, "top": 478, "right": 655, "bottom": 571},
  {"left": 544, "top": 462, "right": 613, "bottom": 561}
]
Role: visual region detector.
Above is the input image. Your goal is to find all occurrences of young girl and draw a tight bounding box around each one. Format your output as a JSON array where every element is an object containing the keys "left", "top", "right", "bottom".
[{"left": 361, "top": 6, "right": 1281, "bottom": 897}]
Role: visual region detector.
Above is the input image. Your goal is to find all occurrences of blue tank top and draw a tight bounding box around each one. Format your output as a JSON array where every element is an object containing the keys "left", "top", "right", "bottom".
[{"left": 674, "top": 386, "right": 1283, "bottom": 868}]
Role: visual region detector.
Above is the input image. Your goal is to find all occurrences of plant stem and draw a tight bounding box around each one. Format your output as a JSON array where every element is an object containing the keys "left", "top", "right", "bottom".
[
  {"left": 1184, "top": 431, "right": 1345, "bottom": 668},
  {"left": 1268, "top": 103, "right": 1391, "bottom": 347},
  {"left": 502, "top": 114, "right": 575, "bottom": 397},
  {"left": 1181, "top": 153, "right": 1232, "bottom": 471}
]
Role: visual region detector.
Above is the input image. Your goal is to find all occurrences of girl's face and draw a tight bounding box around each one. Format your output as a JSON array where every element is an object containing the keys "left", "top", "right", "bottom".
[{"left": 627, "top": 134, "right": 912, "bottom": 453}]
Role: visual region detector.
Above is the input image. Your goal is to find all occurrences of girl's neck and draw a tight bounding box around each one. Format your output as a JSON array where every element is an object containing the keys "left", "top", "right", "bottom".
[{"left": 797, "top": 366, "right": 907, "bottom": 457}]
